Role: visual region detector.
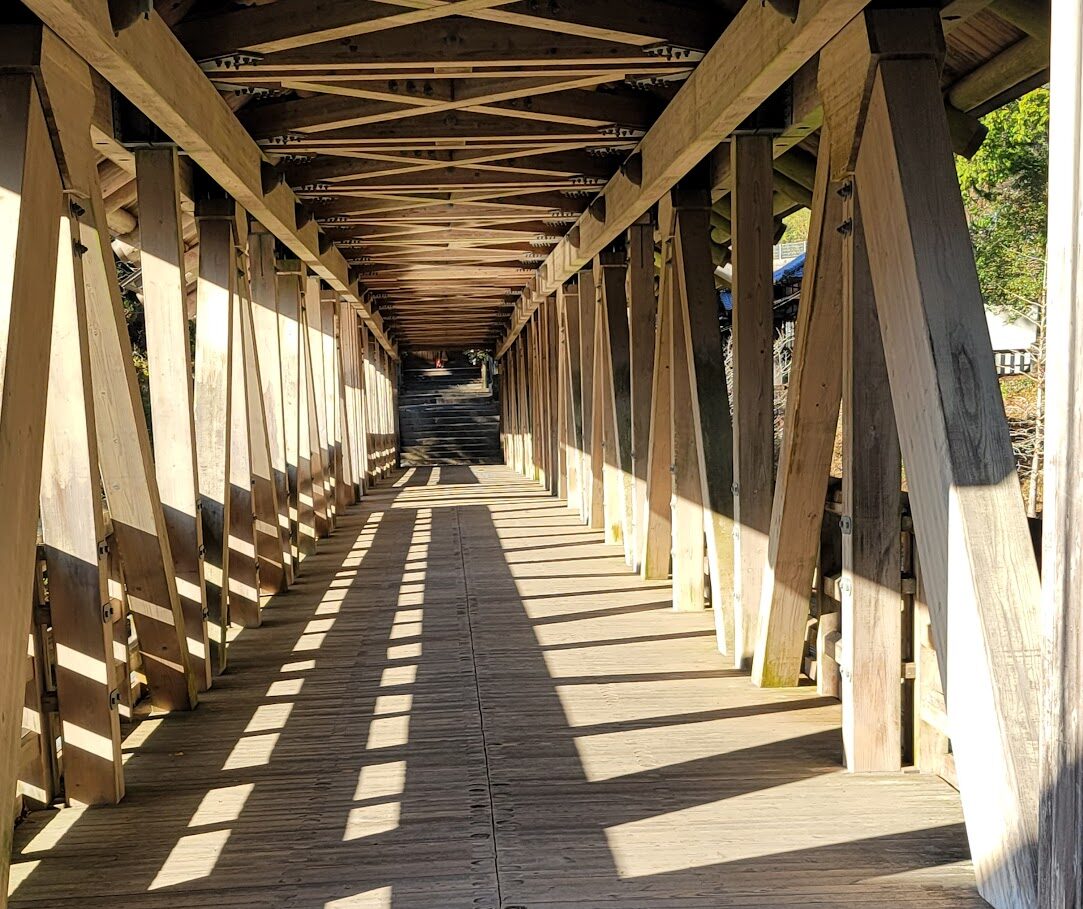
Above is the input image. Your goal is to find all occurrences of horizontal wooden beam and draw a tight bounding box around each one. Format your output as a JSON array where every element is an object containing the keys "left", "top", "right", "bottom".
[
  {"left": 24, "top": 0, "right": 399, "bottom": 358},
  {"left": 496, "top": 0, "right": 870, "bottom": 355}
]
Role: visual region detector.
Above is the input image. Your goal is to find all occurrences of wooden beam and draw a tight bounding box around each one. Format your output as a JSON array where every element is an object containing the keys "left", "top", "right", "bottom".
[
  {"left": 73, "top": 92, "right": 199, "bottom": 712},
  {"left": 559, "top": 284, "right": 584, "bottom": 512},
  {"left": 853, "top": 14, "right": 1041, "bottom": 904},
  {"left": 839, "top": 188, "right": 902, "bottom": 772},
  {"left": 0, "top": 69, "right": 64, "bottom": 894},
  {"left": 239, "top": 273, "right": 287, "bottom": 597},
  {"left": 729, "top": 135, "right": 775, "bottom": 670},
  {"left": 752, "top": 135, "right": 843, "bottom": 688},
  {"left": 303, "top": 277, "right": 330, "bottom": 538},
  {"left": 496, "top": 0, "right": 869, "bottom": 354},
  {"left": 41, "top": 198, "right": 124, "bottom": 807},
  {"left": 596, "top": 250, "right": 635, "bottom": 559},
  {"left": 23, "top": 0, "right": 397, "bottom": 356},
  {"left": 640, "top": 200, "right": 675, "bottom": 580},
  {"left": 626, "top": 216, "right": 656, "bottom": 573},
  {"left": 194, "top": 212, "right": 235, "bottom": 673},
  {"left": 137, "top": 146, "right": 211, "bottom": 690},
  {"left": 249, "top": 230, "right": 294, "bottom": 587},
  {"left": 578, "top": 268, "right": 602, "bottom": 526},
  {"left": 227, "top": 268, "right": 262, "bottom": 628},
  {"left": 1039, "top": 0, "right": 1083, "bottom": 896},
  {"left": 671, "top": 174, "right": 737, "bottom": 652}
]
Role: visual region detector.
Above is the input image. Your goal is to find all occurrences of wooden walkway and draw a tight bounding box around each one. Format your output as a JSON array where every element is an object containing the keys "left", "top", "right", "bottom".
[{"left": 9, "top": 467, "right": 983, "bottom": 909}]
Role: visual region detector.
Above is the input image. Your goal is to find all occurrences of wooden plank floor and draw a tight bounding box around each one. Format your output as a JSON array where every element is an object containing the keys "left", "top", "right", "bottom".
[{"left": 9, "top": 466, "right": 985, "bottom": 908}]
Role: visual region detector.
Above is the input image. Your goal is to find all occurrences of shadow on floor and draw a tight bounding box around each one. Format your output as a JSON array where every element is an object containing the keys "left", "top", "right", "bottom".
[{"left": 8, "top": 466, "right": 982, "bottom": 909}]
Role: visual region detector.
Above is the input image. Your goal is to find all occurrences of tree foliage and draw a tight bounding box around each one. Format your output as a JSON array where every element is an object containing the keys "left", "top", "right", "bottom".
[{"left": 957, "top": 88, "right": 1049, "bottom": 318}]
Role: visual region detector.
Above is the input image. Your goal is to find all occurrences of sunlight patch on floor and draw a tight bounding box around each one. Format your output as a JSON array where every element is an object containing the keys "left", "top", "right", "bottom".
[
  {"left": 149, "top": 830, "right": 231, "bottom": 890},
  {"left": 603, "top": 776, "right": 943, "bottom": 878},
  {"left": 222, "top": 732, "right": 279, "bottom": 770},
  {"left": 188, "top": 783, "right": 255, "bottom": 827}
]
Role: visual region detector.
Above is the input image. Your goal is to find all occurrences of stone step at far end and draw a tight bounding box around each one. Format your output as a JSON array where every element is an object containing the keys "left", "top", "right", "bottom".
[{"left": 397, "top": 361, "right": 502, "bottom": 467}]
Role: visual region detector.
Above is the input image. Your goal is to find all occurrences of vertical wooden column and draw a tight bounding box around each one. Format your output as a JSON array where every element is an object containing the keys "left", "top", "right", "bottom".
[
  {"left": 560, "top": 284, "right": 583, "bottom": 509},
  {"left": 596, "top": 249, "right": 635, "bottom": 558},
  {"left": 838, "top": 189, "right": 901, "bottom": 771},
  {"left": 546, "top": 294, "right": 561, "bottom": 495},
  {"left": 302, "top": 276, "right": 329, "bottom": 537},
  {"left": 238, "top": 270, "right": 285, "bottom": 599},
  {"left": 67, "top": 78, "right": 197, "bottom": 710},
  {"left": 1040, "top": 0, "right": 1083, "bottom": 896},
  {"left": 361, "top": 325, "right": 375, "bottom": 485},
  {"left": 729, "top": 135, "right": 776, "bottom": 669},
  {"left": 322, "top": 295, "right": 343, "bottom": 512},
  {"left": 248, "top": 229, "right": 293, "bottom": 587},
  {"left": 578, "top": 267, "right": 600, "bottom": 524},
  {"left": 136, "top": 147, "right": 211, "bottom": 690},
  {"left": 40, "top": 196, "right": 123, "bottom": 806},
  {"left": 819, "top": 24, "right": 904, "bottom": 771},
  {"left": 641, "top": 200, "right": 675, "bottom": 580},
  {"left": 194, "top": 205, "right": 235, "bottom": 674},
  {"left": 276, "top": 263, "right": 305, "bottom": 563},
  {"left": 753, "top": 143, "right": 844, "bottom": 687},
  {"left": 847, "top": 11, "right": 1041, "bottom": 905},
  {"left": 227, "top": 263, "right": 261, "bottom": 628},
  {"left": 335, "top": 304, "right": 358, "bottom": 503},
  {"left": 671, "top": 174, "right": 737, "bottom": 650},
  {"left": 627, "top": 216, "right": 656, "bottom": 572},
  {"left": 0, "top": 60, "right": 65, "bottom": 885},
  {"left": 669, "top": 233, "right": 707, "bottom": 612}
]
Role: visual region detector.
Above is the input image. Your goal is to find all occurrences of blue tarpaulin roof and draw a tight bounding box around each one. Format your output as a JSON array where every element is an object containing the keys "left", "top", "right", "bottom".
[{"left": 719, "top": 252, "right": 806, "bottom": 311}]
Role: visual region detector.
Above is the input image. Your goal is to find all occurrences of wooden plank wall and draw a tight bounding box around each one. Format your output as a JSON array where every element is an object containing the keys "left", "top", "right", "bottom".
[{"left": 0, "top": 27, "right": 398, "bottom": 901}]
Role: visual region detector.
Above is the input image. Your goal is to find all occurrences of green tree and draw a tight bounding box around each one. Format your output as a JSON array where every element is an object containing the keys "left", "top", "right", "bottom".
[{"left": 957, "top": 88, "right": 1049, "bottom": 318}]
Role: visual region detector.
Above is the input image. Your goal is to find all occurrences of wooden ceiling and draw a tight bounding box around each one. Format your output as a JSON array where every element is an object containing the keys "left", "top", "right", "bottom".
[
  {"left": 163, "top": 0, "right": 733, "bottom": 350},
  {"left": 153, "top": 0, "right": 1049, "bottom": 354}
]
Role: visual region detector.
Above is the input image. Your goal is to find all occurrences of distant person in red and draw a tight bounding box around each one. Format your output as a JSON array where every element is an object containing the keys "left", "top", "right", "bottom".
[{"left": 434, "top": 354, "right": 444, "bottom": 368}]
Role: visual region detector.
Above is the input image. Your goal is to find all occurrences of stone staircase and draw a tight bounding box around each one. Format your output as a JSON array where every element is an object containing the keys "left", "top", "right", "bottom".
[{"left": 398, "top": 359, "right": 501, "bottom": 466}]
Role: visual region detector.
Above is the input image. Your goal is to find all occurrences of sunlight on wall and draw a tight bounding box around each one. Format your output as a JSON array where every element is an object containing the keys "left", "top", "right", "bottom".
[{"left": 149, "top": 830, "right": 231, "bottom": 890}]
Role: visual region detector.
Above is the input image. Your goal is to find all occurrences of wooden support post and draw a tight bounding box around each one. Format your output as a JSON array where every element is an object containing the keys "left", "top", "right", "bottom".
[
  {"left": 41, "top": 197, "right": 124, "bottom": 806},
  {"left": 578, "top": 268, "right": 601, "bottom": 525},
  {"left": 847, "top": 11, "right": 1041, "bottom": 904},
  {"left": 596, "top": 249, "right": 635, "bottom": 559},
  {"left": 65, "top": 77, "right": 197, "bottom": 710},
  {"left": 546, "top": 294, "right": 561, "bottom": 496},
  {"left": 137, "top": 147, "right": 211, "bottom": 691},
  {"left": 322, "top": 295, "right": 343, "bottom": 513},
  {"left": 361, "top": 325, "right": 376, "bottom": 484},
  {"left": 627, "top": 216, "right": 656, "bottom": 572},
  {"left": 302, "top": 276, "right": 329, "bottom": 538},
  {"left": 753, "top": 141, "right": 844, "bottom": 687},
  {"left": 194, "top": 210, "right": 235, "bottom": 672},
  {"left": 248, "top": 229, "right": 293, "bottom": 587},
  {"left": 730, "top": 135, "right": 776, "bottom": 669},
  {"left": 560, "top": 285, "right": 584, "bottom": 510},
  {"left": 641, "top": 200, "right": 674, "bottom": 581},
  {"left": 1040, "top": 0, "right": 1083, "bottom": 898},
  {"left": 276, "top": 263, "right": 306, "bottom": 563},
  {"left": 238, "top": 273, "right": 286, "bottom": 599},
  {"left": 671, "top": 174, "right": 737, "bottom": 651},
  {"left": 228, "top": 271, "right": 261, "bottom": 628},
  {"left": 0, "top": 65, "right": 65, "bottom": 881},
  {"left": 336, "top": 304, "right": 357, "bottom": 502},
  {"left": 669, "top": 238, "right": 706, "bottom": 612},
  {"left": 838, "top": 189, "right": 902, "bottom": 772}
]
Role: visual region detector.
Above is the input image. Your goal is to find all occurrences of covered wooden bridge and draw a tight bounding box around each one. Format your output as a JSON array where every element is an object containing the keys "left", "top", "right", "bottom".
[{"left": 0, "top": 0, "right": 1079, "bottom": 907}]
